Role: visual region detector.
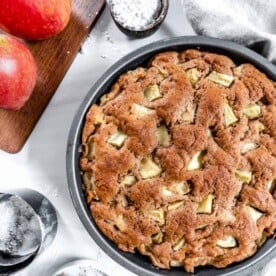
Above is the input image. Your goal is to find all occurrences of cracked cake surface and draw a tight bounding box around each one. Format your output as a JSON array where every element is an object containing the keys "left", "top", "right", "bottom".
[{"left": 80, "top": 49, "right": 276, "bottom": 273}]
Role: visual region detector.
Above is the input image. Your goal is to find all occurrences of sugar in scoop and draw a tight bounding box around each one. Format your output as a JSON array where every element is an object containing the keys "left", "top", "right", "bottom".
[{"left": 0, "top": 194, "right": 42, "bottom": 258}]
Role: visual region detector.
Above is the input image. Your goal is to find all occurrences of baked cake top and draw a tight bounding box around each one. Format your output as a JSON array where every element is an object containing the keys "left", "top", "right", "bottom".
[{"left": 80, "top": 49, "right": 276, "bottom": 273}]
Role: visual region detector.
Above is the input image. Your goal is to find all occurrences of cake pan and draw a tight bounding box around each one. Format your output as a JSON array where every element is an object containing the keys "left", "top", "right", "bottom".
[{"left": 67, "top": 36, "right": 276, "bottom": 276}]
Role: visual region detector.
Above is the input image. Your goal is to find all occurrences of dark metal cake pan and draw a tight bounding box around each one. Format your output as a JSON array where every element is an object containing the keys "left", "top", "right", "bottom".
[{"left": 66, "top": 36, "right": 276, "bottom": 276}]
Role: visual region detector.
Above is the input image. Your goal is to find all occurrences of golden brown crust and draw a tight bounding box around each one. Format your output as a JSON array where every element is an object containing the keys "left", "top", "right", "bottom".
[{"left": 80, "top": 49, "right": 276, "bottom": 273}]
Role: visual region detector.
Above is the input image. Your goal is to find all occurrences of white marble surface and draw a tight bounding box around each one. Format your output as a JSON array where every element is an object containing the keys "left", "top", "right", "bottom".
[{"left": 0, "top": 1, "right": 274, "bottom": 275}]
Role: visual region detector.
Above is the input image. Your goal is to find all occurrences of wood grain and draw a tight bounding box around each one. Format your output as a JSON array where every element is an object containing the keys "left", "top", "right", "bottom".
[{"left": 0, "top": 0, "right": 105, "bottom": 153}]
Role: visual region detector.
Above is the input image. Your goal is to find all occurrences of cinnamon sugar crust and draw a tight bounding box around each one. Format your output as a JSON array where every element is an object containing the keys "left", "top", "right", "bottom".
[{"left": 80, "top": 49, "right": 276, "bottom": 272}]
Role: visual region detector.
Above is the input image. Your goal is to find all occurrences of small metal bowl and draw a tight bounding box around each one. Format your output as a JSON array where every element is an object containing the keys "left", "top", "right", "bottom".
[{"left": 109, "top": 0, "right": 169, "bottom": 38}]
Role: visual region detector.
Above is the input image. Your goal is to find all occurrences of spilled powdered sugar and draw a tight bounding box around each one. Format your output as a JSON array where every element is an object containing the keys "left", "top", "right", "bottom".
[
  {"left": 107, "top": 0, "right": 161, "bottom": 30},
  {"left": 0, "top": 194, "right": 42, "bottom": 256}
]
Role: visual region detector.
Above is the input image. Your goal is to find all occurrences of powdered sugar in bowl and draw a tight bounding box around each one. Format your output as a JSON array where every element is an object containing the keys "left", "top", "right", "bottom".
[{"left": 107, "top": 0, "right": 169, "bottom": 38}]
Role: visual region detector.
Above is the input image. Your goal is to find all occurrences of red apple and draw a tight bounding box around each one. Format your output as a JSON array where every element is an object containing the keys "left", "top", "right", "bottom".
[
  {"left": 0, "top": 0, "right": 71, "bottom": 40},
  {"left": 0, "top": 34, "right": 37, "bottom": 110}
]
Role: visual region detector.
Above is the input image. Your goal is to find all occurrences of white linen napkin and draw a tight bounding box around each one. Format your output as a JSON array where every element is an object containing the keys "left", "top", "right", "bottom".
[{"left": 183, "top": 0, "right": 276, "bottom": 64}]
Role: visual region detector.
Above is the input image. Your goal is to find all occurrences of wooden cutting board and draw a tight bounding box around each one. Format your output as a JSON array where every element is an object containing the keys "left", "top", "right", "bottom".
[{"left": 0, "top": 0, "right": 105, "bottom": 153}]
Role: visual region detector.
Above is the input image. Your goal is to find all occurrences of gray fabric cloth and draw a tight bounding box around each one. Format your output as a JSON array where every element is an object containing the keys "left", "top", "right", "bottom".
[{"left": 184, "top": 0, "right": 276, "bottom": 64}]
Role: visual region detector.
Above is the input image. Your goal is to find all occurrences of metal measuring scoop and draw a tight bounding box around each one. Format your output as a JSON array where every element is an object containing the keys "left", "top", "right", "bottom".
[
  {"left": 0, "top": 194, "right": 42, "bottom": 267},
  {"left": 0, "top": 189, "right": 57, "bottom": 274}
]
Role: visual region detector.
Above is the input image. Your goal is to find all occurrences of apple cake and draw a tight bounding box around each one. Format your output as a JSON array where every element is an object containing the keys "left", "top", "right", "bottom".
[{"left": 80, "top": 49, "right": 276, "bottom": 272}]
